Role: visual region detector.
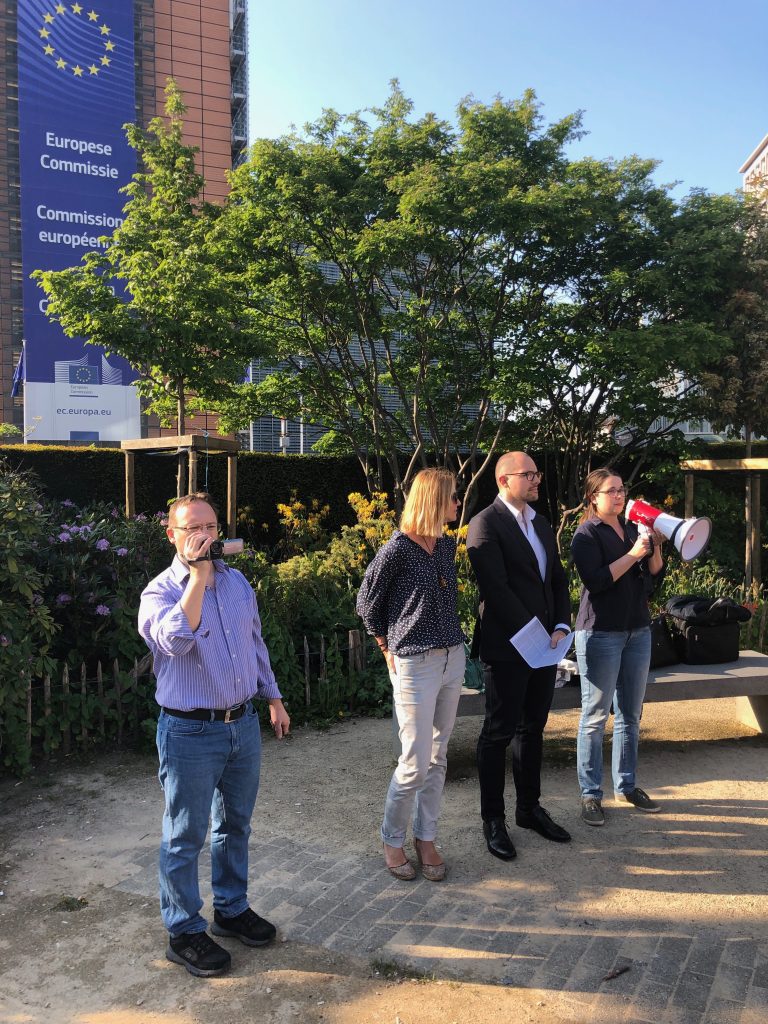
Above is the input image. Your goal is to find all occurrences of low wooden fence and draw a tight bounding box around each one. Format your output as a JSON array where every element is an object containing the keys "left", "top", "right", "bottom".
[
  {"left": 9, "top": 629, "right": 376, "bottom": 767},
  {"left": 21, "top": 655, "right": 156, "bottom": 759}
]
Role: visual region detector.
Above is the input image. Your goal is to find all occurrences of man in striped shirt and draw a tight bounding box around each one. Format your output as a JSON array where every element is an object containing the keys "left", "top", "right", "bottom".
[{"left": 139, "top": 492, "right": 290, "bottom": 977}]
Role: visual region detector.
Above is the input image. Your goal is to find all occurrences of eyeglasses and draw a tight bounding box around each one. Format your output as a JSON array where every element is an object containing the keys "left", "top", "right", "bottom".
[
  {"left": 504, "top": 471, "right": 543, "bottom": 483},
  {"left": 172, "top": 522, "right": 219, "bottom": 533},
  {"left": 597, "top": 488, "right": 627, "bottom": 498}
]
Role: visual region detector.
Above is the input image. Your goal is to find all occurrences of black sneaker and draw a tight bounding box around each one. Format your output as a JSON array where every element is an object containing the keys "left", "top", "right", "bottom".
[
  {"left": 211, "top": 907, "right": 277, "bottom": 947},
  {"left": 167, "top": 931, "right": 231, "bottom": 977},
  {"left": 581, "top": 797, "right": 605, "bottom": 826},
  {"left": 618, "top": 787, "right": 660, "bottom": 812}
]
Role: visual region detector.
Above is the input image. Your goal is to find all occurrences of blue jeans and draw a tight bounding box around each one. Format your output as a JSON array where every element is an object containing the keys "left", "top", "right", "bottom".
[
  {"left": 382, "top": 644, "right": 465, "bottom": 846},
  {"left": 156, "top": 705, "right": 261, "bottom": 936},
  {"left": 575, "top": 628, "right": 650, "bottom": 800}
]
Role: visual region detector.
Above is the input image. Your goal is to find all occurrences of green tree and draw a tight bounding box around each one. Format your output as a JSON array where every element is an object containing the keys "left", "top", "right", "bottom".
[
  {"left": 500, "top": 184, "right": 747, "bottom": 534},
  {"left": 698, "top": 199, "right": 768, "bottom": 583},
  {"left": 217, "top": 84, "right": 584, "bottom": 516},
  {"left": 33, "top": 81, "right": 259, "bottom": 487},
  {"left": 217, "top": 85, "right": 743, "bottom": 526}
]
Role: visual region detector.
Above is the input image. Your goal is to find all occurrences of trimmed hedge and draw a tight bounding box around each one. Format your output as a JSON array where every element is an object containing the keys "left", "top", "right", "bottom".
[{"left": 0, "top": 445, "right": 369, "bottom": 541}]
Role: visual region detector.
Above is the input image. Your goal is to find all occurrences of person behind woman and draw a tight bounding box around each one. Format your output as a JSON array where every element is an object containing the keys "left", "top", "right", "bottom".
[
  {"left": 571, "top": 467, "right": 665, "bottom": 827},
  {"left": 356, "top": 468, "right": 465, "bottom": 881}
]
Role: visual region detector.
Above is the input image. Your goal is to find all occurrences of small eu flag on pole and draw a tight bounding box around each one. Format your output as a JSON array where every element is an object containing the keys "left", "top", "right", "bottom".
[{"left": 10, "top": 342, "right": 25, "bottom": 397}]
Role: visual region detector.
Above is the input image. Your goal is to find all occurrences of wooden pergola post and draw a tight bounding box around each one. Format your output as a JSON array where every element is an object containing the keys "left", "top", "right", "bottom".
[
  {"left": 681, "top": 458, "right": 765, "bottom": 589},
  {"left": 227, "top": 453, "right": 237, "bottom": 538},
  {"left": 124, "top": 451, "right": 135, "bottom": 518},
  {"left": 188, "top": 448, "right": 198, "bottom": 494},
  {"left": 684, "top": 472, "right": 694, "bottom": 520},
  {"left": 121, "top": 435, "right": 240, "bottom": 532}
]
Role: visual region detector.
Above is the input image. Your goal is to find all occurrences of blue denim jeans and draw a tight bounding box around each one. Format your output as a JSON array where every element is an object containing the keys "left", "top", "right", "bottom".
[
  {"left": 575, "top": 628, "right": 651, "bottom": 800},
  {"left": 156, "top": 704, "right": 261, "bottom": 936},
  {"left": 382, "top": 644, "right": 465, "bottom": 846}
]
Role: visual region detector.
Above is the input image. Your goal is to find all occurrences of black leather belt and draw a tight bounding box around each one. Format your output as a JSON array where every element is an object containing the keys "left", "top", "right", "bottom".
[{"left": 162, "top": 702, "right": 248, "bottom": 723}]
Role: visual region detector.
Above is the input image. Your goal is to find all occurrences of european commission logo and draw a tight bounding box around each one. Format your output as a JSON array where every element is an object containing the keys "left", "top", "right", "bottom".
[
  {"left": 56, "top": 354, "right": 124, "bottom": 386},
  {"left": 37, "top": 3, "right": 116, "bottom": 78}
]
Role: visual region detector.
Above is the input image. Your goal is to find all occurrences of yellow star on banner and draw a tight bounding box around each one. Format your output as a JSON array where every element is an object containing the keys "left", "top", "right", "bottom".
[
  {"left": 43, "top": 12, "right": 54, "bottom": 23},
  {"left": 72, "top": 64, "right": 83, "bottom": 76},
  {"left": 56, "top": 2, "right": 66, "bottom": 11},
  {"left": 43, "top": 44, "right": 55, "bottom": 55},
  {"left": 100, "top": 55, "right": 110, "bottom": 66},
  {"left": 104, "top": 40, "right": 114, "bottom": 51},
  {"left": 56, "top": 57, "right": 67, "bottom": 69},
  {"left": 100, "top": 24, "right": 110, "bottom": 35},
  {"left": 39, "top": 26, "right": 50, "bottom": 37},
  {"left": 87, "top": 10, "right": 98, "bottom": 20},
  {"left": 71, "top": 2, "right": 82, "bottom": 14},
  {"left": 88, "top": 64, "right": 99, "bottom": 74}
]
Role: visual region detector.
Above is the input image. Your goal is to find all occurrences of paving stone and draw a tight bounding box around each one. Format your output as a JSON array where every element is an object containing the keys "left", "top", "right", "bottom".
[
  {"left": 387, "top": 923, "right": 434, "bottom": 948},
  {"left": 744, "top": 983, "right": 768, "bottom": 1013},
  {"left": 658, "top": 936, "right": 696, "bottom": 964},
  {"left": 536, "top": 970, "right": 570, "bottom": 991},
  {"left": 650, "top": 950, "right": 693, "bottom": 987},
  {"left": 662, "top": 1008, "right": 707, "bottom": 1024},
  {"left": 749, "top": 964, "right": 768, "bottom": 989},
  {"left": 338, "top": 911, "right": 387, "bottom": 938},
  {"left": 516, "top": 933, "right": 560, "bottom": 958},
  {"left": 688, "top": 940, "right": 727, "bottom": 979},
  {"left": 500, "top": 958, "right": 539, "bottom": 988},
  {"left": 703, "top": 997, "right": 748, "bottom": 1024},
  {"left": 454, "top": 927, "right": 489, "bottom": 952},
  {"left": 545, "top": 934, "right": 593, "bottom": 974},
  {"left": 361, "top": 924, "right": 401, "bottom": 951},
  {"left": 583, "top": 936, "right": 625, "bottom": 968},
  {"left": 483, "top": 929, "right": 525, "bottom": 955},
  {"left": 722, "top": 939, "right": 758, "bottom": 966},
  {"left": 632, "top": 978, "right": 675, "bottom": 1015},
  {"left": 562, "top": 960, "right": 608, "bottom": 995},
  {"left": 673, "top": 971, "right": 712, "bottom": 1014},
  {"left": 712, "top": 963, "right": 753, "bottom": 1004}
]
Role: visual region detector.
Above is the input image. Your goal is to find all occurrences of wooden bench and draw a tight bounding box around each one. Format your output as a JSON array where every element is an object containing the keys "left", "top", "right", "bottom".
[{"left": 392, "top": 650, "right": 768, "bottom": 754}]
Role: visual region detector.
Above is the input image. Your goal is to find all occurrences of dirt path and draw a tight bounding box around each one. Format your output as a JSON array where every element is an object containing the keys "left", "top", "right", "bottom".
[{"left": 0, "top": 700, "right": 766, "bottom": 1024}]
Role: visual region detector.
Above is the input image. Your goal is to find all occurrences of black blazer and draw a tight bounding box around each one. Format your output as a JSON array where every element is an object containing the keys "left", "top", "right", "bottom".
[{"left": 466, "top": 497, "right": 571, "bottom": 663}]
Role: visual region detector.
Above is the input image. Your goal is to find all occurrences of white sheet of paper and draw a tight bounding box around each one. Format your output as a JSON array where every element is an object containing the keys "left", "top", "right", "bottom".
[{"left": 510, "top": 616, "right": 573, "bottom": 668}]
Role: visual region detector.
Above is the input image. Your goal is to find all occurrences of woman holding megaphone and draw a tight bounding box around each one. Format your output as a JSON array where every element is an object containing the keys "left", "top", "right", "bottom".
[{"left": 571, "top": 467, "right": 665, "bottom": 827}]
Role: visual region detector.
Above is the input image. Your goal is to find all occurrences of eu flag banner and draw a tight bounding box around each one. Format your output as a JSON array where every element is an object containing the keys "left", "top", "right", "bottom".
[
  {"left": 17, "top": 1, "right": 140, "bottom": 442},
  {"left": 10, "top": 344, "right": 25, "bottom": 398}
]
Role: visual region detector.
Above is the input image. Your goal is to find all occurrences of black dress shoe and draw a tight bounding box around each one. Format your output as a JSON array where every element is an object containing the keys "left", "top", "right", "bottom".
[
  {"left": 515, "top": 805, "right": 571, "bottom": 843},
  {"left": 483, "top": 817, "right": 517, "bottom": 860}
]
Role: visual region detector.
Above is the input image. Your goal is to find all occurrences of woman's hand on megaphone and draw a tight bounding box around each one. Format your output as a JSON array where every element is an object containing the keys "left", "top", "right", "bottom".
[
  {"left": 629, "top": 533, "right": 653, "bottom": 560},
  {"left": 651, "top": 530, "right": 665, "bottom": 546}
]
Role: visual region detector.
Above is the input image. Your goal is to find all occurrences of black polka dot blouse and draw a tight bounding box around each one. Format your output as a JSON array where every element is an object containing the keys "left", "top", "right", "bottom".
[{"left": 356, "top": 530, "right": 465, "bottom": 656}]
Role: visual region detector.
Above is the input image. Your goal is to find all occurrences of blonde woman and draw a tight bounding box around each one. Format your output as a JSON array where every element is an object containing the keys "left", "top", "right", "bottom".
[{"left": 356, "top": 468, "right": 465, "bottom": 881}]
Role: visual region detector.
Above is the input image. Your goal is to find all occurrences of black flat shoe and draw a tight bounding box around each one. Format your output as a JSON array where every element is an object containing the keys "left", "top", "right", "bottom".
[
  {"left": 515, "top": 806, "right": 571, "bottom": 843},
  {"left": 482, "top": 817, "right": 517, "bottom": 860}
]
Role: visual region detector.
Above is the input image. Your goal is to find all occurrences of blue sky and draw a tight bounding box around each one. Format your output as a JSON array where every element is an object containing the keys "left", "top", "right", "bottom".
[{"left": 248, "top": 0, "right": 767, "bottom": 197}]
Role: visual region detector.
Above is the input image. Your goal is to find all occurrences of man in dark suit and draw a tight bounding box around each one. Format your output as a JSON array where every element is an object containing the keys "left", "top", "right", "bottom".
[{"left": 467, "top": 451, "right": 572, "bottom": 859}]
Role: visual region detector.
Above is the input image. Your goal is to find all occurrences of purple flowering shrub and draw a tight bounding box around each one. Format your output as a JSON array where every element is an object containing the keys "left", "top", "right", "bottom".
[
  {"left": 42, "top": 501, "right": 170, "bottom": 668},
  {"left": 0, "top": 462, "right": 58, "bottom": 769}
]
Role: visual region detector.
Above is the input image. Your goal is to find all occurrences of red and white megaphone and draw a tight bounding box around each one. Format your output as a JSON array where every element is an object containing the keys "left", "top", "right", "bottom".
[{"left": 625, "top": 498, "right": 712, "bottom": 562}]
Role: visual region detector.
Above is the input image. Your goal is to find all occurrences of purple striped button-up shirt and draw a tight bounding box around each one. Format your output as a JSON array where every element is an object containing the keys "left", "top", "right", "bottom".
[{"left": 139, "top": 556, "right": 282, "bottom": 710}]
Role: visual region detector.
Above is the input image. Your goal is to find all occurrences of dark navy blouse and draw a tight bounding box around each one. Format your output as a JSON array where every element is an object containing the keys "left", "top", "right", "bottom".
[
  {"left": 356, "top": 530, "right": 465, "bottom": 656},
  {"left": 571, "top": 517, "right": 665, "bottom": 632}
]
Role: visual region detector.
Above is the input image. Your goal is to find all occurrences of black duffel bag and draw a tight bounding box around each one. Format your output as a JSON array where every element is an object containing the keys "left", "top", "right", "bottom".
[
  {"left": 664, "top": 595, "right": 752, "bottom": 625},
  {"left": 665, "top": 595, "right": 751, "bottom": 665},
  {"left": 649, "top": 614, "right": 679, "bottom": 669}
]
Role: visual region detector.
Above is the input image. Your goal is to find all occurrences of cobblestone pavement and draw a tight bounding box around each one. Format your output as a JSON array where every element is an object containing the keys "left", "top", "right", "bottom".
[{"left": 117, "top": 827, "right": 768, "bottom": 1024}]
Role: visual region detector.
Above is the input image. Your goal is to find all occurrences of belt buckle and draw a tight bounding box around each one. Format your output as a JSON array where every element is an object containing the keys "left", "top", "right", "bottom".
[{"left": 224, "top": 708, "right": 233, "bottom": 724}]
